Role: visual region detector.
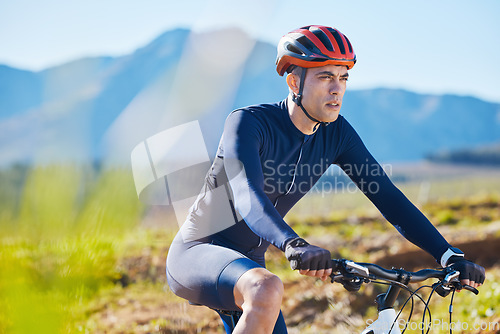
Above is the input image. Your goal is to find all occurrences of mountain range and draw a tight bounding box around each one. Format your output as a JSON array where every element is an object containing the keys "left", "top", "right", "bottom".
[{"left": 1, "top": 27, "right": 499, "bottom": 167}]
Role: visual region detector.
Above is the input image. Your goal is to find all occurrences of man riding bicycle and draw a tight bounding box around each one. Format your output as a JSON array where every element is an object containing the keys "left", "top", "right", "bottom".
[{"left": 166, "top": 25, "right": 485, "bottom": 333}]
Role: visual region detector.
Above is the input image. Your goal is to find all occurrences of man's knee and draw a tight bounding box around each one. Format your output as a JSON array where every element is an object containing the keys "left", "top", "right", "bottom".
[{"left": 234, "top": 268, "right": 284, "bottom": 310}]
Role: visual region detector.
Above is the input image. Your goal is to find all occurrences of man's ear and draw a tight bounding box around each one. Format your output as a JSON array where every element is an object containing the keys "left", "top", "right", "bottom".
[{"left": 286, "top": 72, "right": 300, "bottom": 95}]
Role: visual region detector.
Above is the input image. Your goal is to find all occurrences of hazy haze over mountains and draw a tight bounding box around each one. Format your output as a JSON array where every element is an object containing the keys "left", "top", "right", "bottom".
[{"left": 0, "top": 28, "right": 499, "bottom": 167}]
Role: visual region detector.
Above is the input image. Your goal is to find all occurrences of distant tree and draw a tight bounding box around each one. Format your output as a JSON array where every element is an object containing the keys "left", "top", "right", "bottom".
[{"left": 426, "top": 143, "right": 500, "bottom": 166}]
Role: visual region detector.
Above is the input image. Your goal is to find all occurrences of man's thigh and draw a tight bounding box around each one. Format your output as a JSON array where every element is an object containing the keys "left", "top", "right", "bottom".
[{"left": 166, "top": 234, "right": 261, "bottom": 311}]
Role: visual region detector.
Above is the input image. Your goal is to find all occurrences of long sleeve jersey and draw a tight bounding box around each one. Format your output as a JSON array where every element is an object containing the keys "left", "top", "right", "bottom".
[{"left": 179, "top": 99, "right": 451, "bottom": 266}]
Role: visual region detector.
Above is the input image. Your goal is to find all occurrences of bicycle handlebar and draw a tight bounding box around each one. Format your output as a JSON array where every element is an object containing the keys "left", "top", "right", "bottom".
[{"left": 331, "top": 259, "right": 479, "bottom": 295}]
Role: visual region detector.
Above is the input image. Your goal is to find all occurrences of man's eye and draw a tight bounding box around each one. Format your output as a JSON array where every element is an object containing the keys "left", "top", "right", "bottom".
[{"left": 341, "top": 77, "right": 349, "bottom": 81}]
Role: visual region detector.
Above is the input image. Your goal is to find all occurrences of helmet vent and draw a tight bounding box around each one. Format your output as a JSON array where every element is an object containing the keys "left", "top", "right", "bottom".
[
  {"left": 345, "top": 36, "right": 353, "bottom": 54},
  {"left": 328, "top": 28, "right": 346, "bottom": 55},
  {"left": 296, "top": 35, "right": 322, "bottom": 56},
  {"left": 287, "top": 43, "right": 304, "bottom": 56},
  {"left": 312, "top": 30, "right": 334, "bottom": 52}
]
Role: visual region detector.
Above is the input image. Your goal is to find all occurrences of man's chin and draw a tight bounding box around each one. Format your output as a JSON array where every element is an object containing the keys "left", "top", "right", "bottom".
[{"left": 322, "top": 113, "right": 340, "bottom": 123}]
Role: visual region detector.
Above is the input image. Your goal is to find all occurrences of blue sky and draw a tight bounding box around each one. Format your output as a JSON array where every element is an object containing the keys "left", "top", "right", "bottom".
[{"left": 1, "top": 0, "right": 500, "bottom": 102}]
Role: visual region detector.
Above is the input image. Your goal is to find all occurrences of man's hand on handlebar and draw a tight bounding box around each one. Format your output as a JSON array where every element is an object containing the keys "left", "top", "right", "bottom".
[
  {"left": 447, "top": 256, "right": 485, "bottom": 289},
  {"left": 284, "top": 237, "right": 333, "bottom": 281}
]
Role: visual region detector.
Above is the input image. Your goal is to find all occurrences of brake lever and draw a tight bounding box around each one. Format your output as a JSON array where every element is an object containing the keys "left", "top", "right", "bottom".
[
  {"left": 462, "top": 284, "right": 479, "bottom": 295},
  {"left": 434, "top": 281, "right": 480, "bottom": 297},
  {"left": 331, "top": 273, "right": 344, "bottom": 283},
  {"left": 445, "top": 270, "right": 480, "bottom": 295}
]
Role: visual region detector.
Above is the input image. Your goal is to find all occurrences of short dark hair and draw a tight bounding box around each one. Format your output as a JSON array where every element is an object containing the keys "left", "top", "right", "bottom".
[{"left": 286, "top": 65, "right": 299, "bottom": 75}]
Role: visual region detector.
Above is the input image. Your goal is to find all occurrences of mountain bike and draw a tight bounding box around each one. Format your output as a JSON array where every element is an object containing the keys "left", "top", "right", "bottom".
[{"left": 214, "top": 259, "right": 479, "bottom": 334}]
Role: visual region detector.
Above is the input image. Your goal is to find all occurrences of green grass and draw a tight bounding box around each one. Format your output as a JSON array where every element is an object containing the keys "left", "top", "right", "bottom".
[{"left": 0, "top": 165, "right": 145, "bottom": 334}]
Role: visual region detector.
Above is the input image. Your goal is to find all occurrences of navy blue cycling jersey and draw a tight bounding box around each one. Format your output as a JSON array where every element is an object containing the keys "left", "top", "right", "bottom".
[{"left": 179, "top": 98, "right": 451, "bottom": 263}]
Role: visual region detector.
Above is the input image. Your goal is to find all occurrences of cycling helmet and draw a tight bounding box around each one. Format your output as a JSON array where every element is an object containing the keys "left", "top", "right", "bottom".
[{"left": 276, "top": 25, "right": 356, "bottom": 76}]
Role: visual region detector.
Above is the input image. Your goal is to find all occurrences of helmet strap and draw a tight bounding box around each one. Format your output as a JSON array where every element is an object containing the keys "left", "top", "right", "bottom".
[{"left": 291, "top": 67, "right": 330, "bottom": 132}]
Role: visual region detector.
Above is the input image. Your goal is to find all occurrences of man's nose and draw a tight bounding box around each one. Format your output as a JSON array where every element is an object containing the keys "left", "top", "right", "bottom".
[{"left": 329, "top": 80, "right": 342, "bottom": 95}]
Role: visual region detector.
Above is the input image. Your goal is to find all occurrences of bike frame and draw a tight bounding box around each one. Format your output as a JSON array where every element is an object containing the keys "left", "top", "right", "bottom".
[{"left": 361, "top": 284, "right": 404, "bottom": 334}]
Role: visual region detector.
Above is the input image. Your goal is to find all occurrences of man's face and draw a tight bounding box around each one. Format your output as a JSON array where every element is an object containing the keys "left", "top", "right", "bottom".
[{"left": 299, "top": 65, "right": 348, "bottom": 123}]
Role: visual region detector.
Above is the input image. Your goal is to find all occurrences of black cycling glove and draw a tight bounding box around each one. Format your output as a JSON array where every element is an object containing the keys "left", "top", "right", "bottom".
[
  {"left": 284, "top": 237, "right": 332, "bottom": 271},
  {"left": 447, "top": 256, "right": 485, "bottom": 284}
]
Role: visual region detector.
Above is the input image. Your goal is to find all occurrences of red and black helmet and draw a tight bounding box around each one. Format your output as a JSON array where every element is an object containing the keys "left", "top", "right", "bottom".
[{"left": 276, "top": 25, "right": 356, "bottom": 76}]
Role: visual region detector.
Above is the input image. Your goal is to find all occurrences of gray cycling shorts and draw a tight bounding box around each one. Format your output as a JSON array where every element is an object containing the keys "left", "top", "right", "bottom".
[{"left": 166, "top": 232, "right": 262, "bottom": 311}]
